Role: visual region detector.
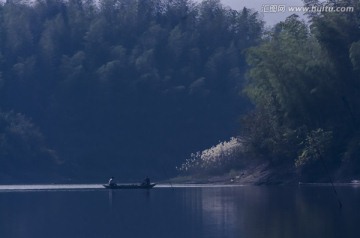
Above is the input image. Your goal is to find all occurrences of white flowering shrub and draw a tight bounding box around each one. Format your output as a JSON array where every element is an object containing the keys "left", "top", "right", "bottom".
[{"left": 177, "top": 137, "right": 244, "bottom": 175}]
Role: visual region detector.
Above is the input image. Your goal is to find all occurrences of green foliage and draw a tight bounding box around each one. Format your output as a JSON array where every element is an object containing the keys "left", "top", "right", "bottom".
[
  {"left": 350, "top": 41, "right": 360, "bottom": 71},
  {"left": 243, "top": 0, "right": 360, "bottom": 178},
  {"left": 296, "top": 128, "right": 333, "bottom": 167},
  {"left": 0, "top": 0, "right": 264, "bottom": 179},
  {"left": 0, "top": 110, "right": 57, "bottom": 177},
  {"left": 2, "top": 0, "right": 359, "bottom": 181},
  {"left": 246, "top": 15, "right": 333, "bottom": 127}
]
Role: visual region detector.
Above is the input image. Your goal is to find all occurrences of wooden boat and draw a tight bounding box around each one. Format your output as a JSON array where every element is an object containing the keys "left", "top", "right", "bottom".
[{"left": 103, "top": 183, "right": 156, "bottom": 189}]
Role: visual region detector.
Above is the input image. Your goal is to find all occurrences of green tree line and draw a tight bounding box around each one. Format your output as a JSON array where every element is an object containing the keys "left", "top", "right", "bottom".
[
  {"left": 0, "top": 0, "right": 263, "bottom": 181},
  {"left": 3, "top": 0, "right": 358, "bottom": 183},
  {"left": 243, "top": 0, "right": 360, "bottom": 181},
  {"left": 177, "top": 0, "right": 360, "bottom": 182}
]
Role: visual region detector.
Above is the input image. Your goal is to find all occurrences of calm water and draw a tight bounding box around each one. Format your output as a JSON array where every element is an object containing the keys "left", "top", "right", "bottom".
[{"left": 0, "top": 184, "right": 359, "bottom": 238}]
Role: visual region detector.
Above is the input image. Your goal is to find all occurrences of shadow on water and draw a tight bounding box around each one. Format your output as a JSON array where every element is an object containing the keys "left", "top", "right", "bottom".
[
  {"left": 107, "top": 189, "right": 152, "bottom": 207},
  {"left": 108, "top": 190, "right": 113, "bottom": 207}
]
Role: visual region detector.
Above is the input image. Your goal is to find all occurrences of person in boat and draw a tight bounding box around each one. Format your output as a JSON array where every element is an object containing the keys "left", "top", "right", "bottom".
[
  {"left": 108, "top": 177, "right": 116, "bottom": 186},
  {"left": 142, "top": 176, "right": 150, "bottom": 186}
]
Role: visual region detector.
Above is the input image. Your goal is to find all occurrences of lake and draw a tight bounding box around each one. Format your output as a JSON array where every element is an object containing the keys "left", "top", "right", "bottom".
[{"left": 0, "top": 184, "right": 359, "bottom": 238}]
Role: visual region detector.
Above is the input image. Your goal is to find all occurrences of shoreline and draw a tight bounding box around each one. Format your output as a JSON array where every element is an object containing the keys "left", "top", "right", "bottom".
[{"left": 169, "top": 162, "right": 360, "bottom": 186}]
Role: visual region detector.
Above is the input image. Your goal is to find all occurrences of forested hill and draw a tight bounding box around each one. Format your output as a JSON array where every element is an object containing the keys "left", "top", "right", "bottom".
[
  {"left": 242, "top": 0, "right": 360, "bottom": 182},
  {"left": 0, "top": 0, "right": 263, "bottom": 182},
  {"left": 177, "top": 0, "right": 360, "bottom": 183}
]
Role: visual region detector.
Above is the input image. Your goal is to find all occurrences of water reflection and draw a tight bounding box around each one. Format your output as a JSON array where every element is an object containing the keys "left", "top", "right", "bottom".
[
  {"left": 200, "top": 188, "right": 238, "bottom": 237},
  {"left": 108, "top": 190, "right": 113, "bottom": 207},
  {"left": 180, "top": 186, "right": 360, "bottom": 238},
  {"left": 0, "top": 185, "right": 359, "bottom": 238}
]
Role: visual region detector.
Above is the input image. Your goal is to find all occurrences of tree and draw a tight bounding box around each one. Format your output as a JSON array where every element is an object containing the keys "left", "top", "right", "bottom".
[
  {"left": 0, "top": 0, "right": 264, "bottom": 180},
  {"left": 0, "top": 110, "right": 57, "bottom": 180},
  {"left": 243, "top": 1, "right": 360, "bottom": 179}
]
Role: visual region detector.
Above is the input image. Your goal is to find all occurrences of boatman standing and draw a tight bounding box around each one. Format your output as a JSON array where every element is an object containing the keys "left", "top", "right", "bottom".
[
  {"left": 143, "top": 176, "right": 150, "bottom": 186},
  {"left": 108, "top": 177, "right": 116, "bottom": 186}
]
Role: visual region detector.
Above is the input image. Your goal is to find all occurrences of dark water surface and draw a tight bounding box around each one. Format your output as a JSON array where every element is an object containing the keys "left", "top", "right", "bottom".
[{"left": 0, "top": 184, "right": 359, "bottom": 238}]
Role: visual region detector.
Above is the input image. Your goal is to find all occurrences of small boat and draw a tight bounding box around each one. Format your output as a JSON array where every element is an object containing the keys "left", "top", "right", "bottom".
[{"left": 103, "top": 183, "right": 156, "bottom": 189}]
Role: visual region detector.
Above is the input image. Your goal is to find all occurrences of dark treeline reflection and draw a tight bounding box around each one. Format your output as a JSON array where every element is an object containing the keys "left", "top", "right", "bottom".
[
  {"left": 0, "top": 0, "right": 263, "bottom": 181},
  {"left": 0, "top": 186, "right": 359, "bottom": 238}
]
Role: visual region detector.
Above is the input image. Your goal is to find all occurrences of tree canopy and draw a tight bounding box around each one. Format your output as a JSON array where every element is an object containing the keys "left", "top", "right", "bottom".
[
  {"left": 0, "top": 0, "right": 263, "bottom": 181},
  {"left": 243, "top": 0, "right": 360, "bottom": 181},
  {"left": 2, "top": 0, "right": 359, "bottom": 183}
]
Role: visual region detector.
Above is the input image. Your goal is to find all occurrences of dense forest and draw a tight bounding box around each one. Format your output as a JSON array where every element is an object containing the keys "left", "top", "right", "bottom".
[
  {"left": 243, "top": 0, "right": 360, "bottom": 182},
  {"left": 177, "top": 0, "right": 360, "bottom": 183},
  {"left": 1, "top": 0, "right": 359, "bottom": 183},
  {"left": 0, "top": 0, "right": 263, "bottom": 182}
]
